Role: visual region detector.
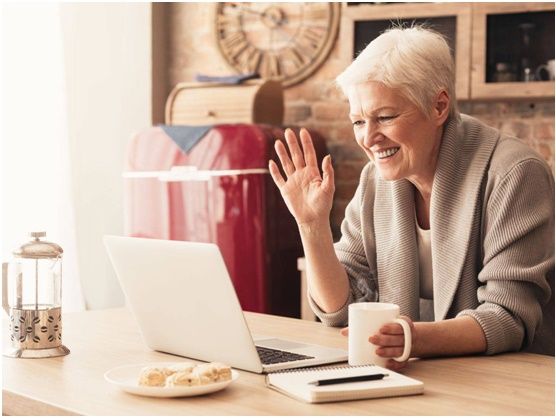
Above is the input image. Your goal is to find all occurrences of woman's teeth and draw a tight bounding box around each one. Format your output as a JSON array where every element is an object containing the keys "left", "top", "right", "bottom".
[{"left": 375, "top": 147, "right": 400, "bottom": 159}]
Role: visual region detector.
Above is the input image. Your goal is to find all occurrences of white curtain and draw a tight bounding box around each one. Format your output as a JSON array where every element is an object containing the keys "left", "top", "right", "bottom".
[{"left": 1, "top": 3, "right": 85, "bottom": 312}]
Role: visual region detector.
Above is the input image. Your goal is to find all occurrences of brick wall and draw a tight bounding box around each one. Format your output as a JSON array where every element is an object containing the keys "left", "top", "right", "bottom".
[{"left": 164, "top": 3, "right": 554, "bottom": 239}]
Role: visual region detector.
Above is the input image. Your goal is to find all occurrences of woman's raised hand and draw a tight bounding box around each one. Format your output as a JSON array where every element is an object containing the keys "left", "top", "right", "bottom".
[{"left": 268, "top": 128, "right": 334, "bottom": 227}]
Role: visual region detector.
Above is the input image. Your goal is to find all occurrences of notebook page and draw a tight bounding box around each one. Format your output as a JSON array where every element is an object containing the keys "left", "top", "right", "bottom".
[{"left": 266, "top": 364, "right": 424, "bottom": 403}]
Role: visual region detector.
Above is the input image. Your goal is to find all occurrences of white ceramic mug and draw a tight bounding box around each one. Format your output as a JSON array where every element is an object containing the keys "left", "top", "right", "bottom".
[
  {"left": 348, "top": 302, "right": 412, "bottom": 367},
  {"left": 536, "top": 59, "right": 555, "bottom": 81}
]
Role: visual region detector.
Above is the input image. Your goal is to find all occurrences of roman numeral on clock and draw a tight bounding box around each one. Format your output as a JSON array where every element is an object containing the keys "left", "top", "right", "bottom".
[
  {"left": 237, "top": 46, "right": 263, "bottom": 73},
  {"left": 221, "top": 31, "right": 249, "bottom": 59},
  {"left": 280, "top": 47, "right": 306, "bottom": 70},
  {"left": 294, "top": 27, "right": 325, "bottom": 57},
  {"left": 262, "top": 53, "right": 281, "bottom": 77}
]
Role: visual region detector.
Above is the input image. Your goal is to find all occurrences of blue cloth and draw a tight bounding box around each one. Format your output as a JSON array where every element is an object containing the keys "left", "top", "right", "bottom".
[
  {"left": 195, "top": 72, "right": 260, "bottom": 85},
  {"left": 160, "top": 125, "right": 213, "bottom": 154}
]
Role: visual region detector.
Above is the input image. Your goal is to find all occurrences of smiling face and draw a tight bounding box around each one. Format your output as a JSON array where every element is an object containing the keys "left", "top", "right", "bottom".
[{"left": 348, "top": 81, "right": 446, "bottom": 191}]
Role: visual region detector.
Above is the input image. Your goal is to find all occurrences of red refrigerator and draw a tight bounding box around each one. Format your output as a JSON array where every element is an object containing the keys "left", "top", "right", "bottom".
[{"left": 124, "top": 124, "right": 327, "bottom": 318}]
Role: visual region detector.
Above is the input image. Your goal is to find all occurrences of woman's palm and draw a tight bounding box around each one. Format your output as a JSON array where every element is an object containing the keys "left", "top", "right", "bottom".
[{"left": 268, "top": 128, "right": 334, "bottom": 226}]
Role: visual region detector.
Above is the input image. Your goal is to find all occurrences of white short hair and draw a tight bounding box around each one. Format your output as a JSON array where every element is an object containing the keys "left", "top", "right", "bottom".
[{"left": 336, "top": 24, "right": 459, "bottom": 120}]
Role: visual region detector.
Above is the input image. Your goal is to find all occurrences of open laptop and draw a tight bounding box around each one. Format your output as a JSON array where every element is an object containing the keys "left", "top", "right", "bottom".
[{"left": 104, "top": 235, "right": 347, "bottom": 373}]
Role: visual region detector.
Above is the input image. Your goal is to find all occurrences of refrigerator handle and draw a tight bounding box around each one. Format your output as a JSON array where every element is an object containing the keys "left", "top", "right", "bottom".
[{"left": 158, "top": 168, "right": 269, "bottom": 183}]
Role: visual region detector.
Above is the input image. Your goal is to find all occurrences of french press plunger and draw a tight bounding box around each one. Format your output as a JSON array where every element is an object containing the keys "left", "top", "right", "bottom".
[{"left": 2, "top": 232, "right": 70, "bottom": 358}]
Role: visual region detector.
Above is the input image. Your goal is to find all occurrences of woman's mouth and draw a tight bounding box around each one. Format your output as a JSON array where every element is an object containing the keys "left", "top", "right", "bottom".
[{"left": 374, "top": 147, "right": 400, "bottom": 160}]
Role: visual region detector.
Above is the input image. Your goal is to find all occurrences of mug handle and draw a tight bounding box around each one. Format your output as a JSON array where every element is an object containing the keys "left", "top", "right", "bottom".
[{"left": 392, "top": 317, "right": 412, "bottom": 362}]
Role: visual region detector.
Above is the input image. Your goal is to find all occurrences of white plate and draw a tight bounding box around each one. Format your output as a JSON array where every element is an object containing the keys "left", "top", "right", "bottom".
[{"left": 104, "top": 362, "right": 239, "bottom": 398}]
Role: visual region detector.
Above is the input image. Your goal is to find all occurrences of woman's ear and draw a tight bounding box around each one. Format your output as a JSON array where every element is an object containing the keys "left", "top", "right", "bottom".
[{"left": 433, "top": 90, "right": 450, "bottom": 126}]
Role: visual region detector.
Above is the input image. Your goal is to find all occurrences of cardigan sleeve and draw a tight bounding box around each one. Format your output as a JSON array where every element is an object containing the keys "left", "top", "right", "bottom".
[
  {"left": 457, "top": 158, "right": 554, "bottom": 354},
  {"left": 308, "top": 163, "right": 378, "bottom": 326}
]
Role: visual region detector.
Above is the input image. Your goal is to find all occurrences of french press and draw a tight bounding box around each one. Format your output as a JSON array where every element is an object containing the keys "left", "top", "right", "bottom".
[{"left": 2, "top": 232, "right": 70, "bottom": 358}]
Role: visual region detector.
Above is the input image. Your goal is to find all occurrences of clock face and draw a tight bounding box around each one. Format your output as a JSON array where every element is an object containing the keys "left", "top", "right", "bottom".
[{"left": 215, "top": 2, "right": 341, "bottom": 87}]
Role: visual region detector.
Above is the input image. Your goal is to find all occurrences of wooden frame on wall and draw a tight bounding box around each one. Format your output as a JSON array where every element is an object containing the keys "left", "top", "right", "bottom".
[
  {"left": 339, "top": 3, "right": 472, "bottom": 100},
  {"left": 470, "top": 2, "right": 555, "bottom": 100},
  {"left": 151, "top": 3, "right": 170, "bottom": 125}
]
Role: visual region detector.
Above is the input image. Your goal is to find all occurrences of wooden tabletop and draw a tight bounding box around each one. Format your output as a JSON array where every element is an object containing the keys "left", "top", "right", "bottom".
[{"left": 2, "top": 308, "right": 554, "bottom": 415}]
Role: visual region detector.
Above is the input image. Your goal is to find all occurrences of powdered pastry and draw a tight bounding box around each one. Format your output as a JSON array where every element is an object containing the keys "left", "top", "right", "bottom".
[
  {"left": 166, "top": 370, "right": 201, "bottom": 387},
  {"left": 166, "top": 362, "right": 196, "bottom": 374},
  {"left": 138, "top": 366, "right": 171, "bottom": 387},
  {"left": 211, "top": 362, "right": 232, "bottom": 382},
  {"left": 137, "top": 362, "right": 232, "bottom": 387},
  {"left": 195, "top": 363, "right": 219, "bottom": 383}
]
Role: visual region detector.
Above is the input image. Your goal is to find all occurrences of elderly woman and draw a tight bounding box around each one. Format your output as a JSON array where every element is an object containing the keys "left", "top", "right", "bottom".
[{"left": 268, "top": 26, "right": 554, "bottom": 371}]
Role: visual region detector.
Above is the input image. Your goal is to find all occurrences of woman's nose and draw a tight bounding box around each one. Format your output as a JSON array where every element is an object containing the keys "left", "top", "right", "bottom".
[{"left": 363, "top": 124, "right": 383, "bottom": 148}]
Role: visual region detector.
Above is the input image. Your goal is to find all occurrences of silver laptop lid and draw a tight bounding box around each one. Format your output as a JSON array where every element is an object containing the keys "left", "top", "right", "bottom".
[{"left": 104, "top": 235, "right": 264, "bottom": 373}]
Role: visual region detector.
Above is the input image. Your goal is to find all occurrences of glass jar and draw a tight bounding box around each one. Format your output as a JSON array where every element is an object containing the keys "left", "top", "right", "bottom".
[{"left": 493, "top": 62, "right": 517, "bottom": 82}]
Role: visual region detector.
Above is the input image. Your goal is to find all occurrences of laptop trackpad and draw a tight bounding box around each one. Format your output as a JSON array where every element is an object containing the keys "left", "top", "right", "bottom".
[{"left": 255, "top": 338, "right": 307, "bottom": 350}]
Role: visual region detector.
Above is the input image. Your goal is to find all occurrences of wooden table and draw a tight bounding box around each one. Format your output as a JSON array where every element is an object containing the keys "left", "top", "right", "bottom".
[{"left": 2, "top": 308, "right": 554, "bottom": 415}]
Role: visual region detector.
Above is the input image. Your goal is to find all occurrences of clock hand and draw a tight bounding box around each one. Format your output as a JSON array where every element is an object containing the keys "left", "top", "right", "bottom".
[
  {"left": 274, "top": 26, "right": 295, "bottom": 44},
  {"left": 229, "top": 3, "right": 266, "bottom": 17}
]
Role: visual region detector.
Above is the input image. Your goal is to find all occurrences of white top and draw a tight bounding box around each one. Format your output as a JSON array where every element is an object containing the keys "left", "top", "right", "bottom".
[
  {"left": 416, "top": 222, "right": 433, "bottom": 299},
  {"left": 416, "top": 218, "right": 434, "bottom": 322}
]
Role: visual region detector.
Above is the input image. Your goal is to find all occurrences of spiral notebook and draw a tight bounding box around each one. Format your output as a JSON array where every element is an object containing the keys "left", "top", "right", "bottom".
[{"left": 265, "top": 364, "right": 424, "bottom": 403}]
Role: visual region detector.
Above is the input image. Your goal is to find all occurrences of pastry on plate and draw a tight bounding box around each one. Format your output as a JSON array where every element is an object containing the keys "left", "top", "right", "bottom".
[
  {"left": 166, "top": 370, "right": 201, "bottom": 387},
  {"left": 138, "top": 366, "right": 171, "bottom": 387},
  {"left": 194, "top": 362, "right": 232, "bottom": 383},
  {"left": 195, "top": 363, "right": 220, "bottom": 383},
  {"left": 211, "top": 362, "right": 232, "bottom": 382},
  {"left": 166, "top": 362, "right": 196, "bottom": 375}
]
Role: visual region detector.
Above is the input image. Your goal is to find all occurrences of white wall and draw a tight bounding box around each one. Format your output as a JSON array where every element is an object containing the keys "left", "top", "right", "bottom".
[{"left": 60, "top": 3, "right": 151, "bottom": 309}]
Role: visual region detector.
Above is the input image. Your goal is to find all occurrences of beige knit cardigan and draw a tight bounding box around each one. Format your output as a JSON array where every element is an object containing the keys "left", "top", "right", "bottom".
[{"left": 309, "top": 114, "right": 554, "bottom": 355}]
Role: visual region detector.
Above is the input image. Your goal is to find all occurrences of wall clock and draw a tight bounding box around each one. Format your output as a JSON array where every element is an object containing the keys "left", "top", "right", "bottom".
[{"left": 215, "top": 2, "right": 341, "bottom": 87}]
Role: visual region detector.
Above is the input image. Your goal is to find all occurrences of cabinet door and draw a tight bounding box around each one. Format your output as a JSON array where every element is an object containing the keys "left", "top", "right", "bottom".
[
  {"left": 471, "top": 2, "right": 555, "bottom": 99},
  {"left": 340, "top": 2, "right": 472, "bottom": 100}
]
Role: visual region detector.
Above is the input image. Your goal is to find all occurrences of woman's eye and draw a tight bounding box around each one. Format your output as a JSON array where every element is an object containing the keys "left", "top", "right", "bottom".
[
  {"left": 377, "top": 115, "right": 397, "bottom": 122},
  {"left": 352, "top": 120, "right": 365, "bottom": 127}
]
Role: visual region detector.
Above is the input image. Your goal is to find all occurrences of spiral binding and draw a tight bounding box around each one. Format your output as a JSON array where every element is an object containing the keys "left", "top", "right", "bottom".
[{"left": 268, "top": 363, "right": 375, "bottom": 375}]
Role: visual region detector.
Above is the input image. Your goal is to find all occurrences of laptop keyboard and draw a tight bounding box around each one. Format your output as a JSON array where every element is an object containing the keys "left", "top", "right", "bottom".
[{"left": 256, "top": 346, "right": 315, "bottom": 365}]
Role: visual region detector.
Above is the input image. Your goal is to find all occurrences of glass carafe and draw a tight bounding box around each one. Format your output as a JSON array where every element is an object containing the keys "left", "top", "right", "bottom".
[{"left": 2, "top": 232, "right": 70, "bottom": 358}]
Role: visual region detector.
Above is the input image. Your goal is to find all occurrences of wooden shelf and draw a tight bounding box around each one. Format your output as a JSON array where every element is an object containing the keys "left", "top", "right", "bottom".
[{"left": 469, "top": 80, "right": 554, "bottom": 101}]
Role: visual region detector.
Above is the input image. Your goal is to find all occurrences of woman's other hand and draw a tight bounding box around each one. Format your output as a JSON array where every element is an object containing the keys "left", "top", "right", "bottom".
[
  {"left": 268, "top": 128, "right": 334, "bottom": 227},
  {"left": 340, "top": 315, "right": 417, "bottom": 371},
  {"left": 369, "top": 315, "right": 416, "bottom": 371}
]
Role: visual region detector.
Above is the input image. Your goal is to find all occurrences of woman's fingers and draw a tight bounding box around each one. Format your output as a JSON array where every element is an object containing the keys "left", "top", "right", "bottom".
[
  {"left": 379, "top": 322, "right": 405, "bottom": 335},
  {"left": 274, "top": 140, "right": 295, "bottom": 177},
  {"left": 322, "top": 155, "right": 334, "bottom": 192},
  {"left": 285, "top": 128, "right": 306, "bottom": 170},
  {"left": 376, "top": 346, "right": 405, "bottom": 358},
  {"left": 268, "top": 160, "right": 285, "bottom": 188},
  {"left": 340, "top": 327, "right": 349, "bottom": 336},
  {"left": 299, "top": 128, "right": 318, "bottom": 167},
  {"left": 369, "top": 333, "right": 404, "bottom": 347}
]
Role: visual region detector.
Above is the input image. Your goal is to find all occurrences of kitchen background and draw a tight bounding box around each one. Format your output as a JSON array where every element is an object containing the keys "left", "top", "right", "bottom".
[
  {"left": 156, "top": 2, "right": 554, "bottom": 238},
  {"left": 2, "top": 2, "right": 554, "bottom": 315}
]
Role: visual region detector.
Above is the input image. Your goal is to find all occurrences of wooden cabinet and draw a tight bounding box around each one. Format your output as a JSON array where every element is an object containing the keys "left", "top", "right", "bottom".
[
  {"left": 340, "top": 2, "right": 555, "bottom": 100},
  {"left": 471, "top": 2, "right": 554, "bottom": 99},
  {"left": 340, "top": 2, "right": 472, "bottom": 99}
]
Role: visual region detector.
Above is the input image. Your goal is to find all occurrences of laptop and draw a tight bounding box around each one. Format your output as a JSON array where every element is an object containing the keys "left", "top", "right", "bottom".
[{"left": 104, "top": 235, "right": 347, "bottom": 373}]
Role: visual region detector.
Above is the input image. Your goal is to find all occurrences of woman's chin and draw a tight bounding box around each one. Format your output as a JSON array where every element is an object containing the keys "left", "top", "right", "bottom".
[{"left": 376, "top": 168, "right": 403, "bottom": 181}]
